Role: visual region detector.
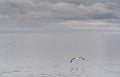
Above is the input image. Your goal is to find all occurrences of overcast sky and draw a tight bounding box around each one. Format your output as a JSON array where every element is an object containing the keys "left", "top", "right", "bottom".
[{"left": 0, "top": 0, "right": 120, "bottom": 30}]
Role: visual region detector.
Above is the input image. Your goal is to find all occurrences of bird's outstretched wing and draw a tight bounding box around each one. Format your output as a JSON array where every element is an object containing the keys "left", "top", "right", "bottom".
[
  {"left": 69, "top": 58, "right": 75, "bottom": 63},
  {"left": 79, "top": 57, "right": 85, "bottom": 61}
]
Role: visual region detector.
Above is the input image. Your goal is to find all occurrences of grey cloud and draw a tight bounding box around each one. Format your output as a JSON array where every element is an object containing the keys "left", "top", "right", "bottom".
[
  {"left": 51, "top": 2, "right": 117, "bottom": 20},
  {"left": 0, "top": 0, "right": 119, "bottom": 26},
  {"left": 34, "top": 0, "right": 120, "bottom": 4}
]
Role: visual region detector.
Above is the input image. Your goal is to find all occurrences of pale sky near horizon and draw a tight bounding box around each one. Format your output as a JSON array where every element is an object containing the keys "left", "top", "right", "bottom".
[{"left": 0, "top": 0, "right": 120, "bottom": 30}]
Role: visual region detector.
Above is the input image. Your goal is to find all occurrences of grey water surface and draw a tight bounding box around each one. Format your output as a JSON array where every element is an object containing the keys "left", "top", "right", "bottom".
[{"left": 0, "top": 30, "right": 119, "bottom": 77}]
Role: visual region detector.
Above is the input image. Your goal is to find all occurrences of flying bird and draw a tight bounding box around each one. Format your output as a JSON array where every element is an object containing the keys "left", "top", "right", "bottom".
[{"left": 69, "top": 56, "right": 85, "bottom": 63}]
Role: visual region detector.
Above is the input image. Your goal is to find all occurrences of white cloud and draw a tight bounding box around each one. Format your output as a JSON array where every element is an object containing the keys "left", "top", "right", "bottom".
[{"left": 58, "top": 20, "right": 117, "bottom": 29}]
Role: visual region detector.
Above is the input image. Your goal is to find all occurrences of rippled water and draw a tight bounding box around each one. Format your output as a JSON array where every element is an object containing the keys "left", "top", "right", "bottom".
[{"left": 0, "top": 31, "right": 119, "bottom": 77}]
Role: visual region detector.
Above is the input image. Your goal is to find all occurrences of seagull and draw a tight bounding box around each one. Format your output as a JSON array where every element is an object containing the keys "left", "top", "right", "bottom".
[{"left": 69, "top": 56, "right": 85, "bottom": 63}]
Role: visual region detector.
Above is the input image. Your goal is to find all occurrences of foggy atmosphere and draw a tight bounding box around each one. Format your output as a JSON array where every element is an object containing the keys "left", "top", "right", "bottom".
[{"left": 0, "top": 0, "right": 119, "bottom": 77}]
